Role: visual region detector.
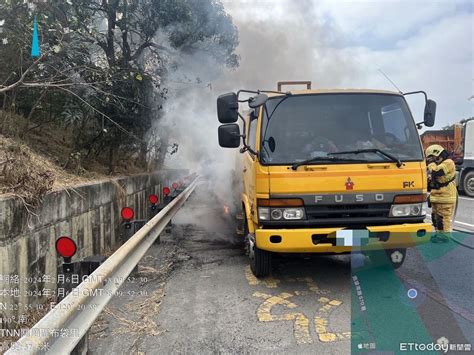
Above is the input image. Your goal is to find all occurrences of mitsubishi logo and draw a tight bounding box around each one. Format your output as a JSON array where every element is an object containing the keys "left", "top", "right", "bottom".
[{"left": 345, "top": 177, "right": 354, "bottom": 190}]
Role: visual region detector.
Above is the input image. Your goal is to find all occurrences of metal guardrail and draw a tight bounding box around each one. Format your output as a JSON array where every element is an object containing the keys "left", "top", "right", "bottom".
[{"left": 7, "top": 177, "right": 199, "bottom": 355}]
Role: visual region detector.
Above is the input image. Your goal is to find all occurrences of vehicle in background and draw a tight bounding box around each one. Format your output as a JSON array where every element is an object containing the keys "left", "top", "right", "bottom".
[
  {"left": 421, "top": 118, "right": 474, "bottom": 197},
  {"left": 217, "top": 81, "right": 437, "bottom": 277}
]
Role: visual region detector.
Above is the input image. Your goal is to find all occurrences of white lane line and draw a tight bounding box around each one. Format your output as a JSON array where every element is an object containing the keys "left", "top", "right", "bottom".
[
  {"left": 426, "top": 205, "right": 473, "bottom": 227},
  {"left": 456, "top": 197, "right": 473, "bottom": 227},
  {"left": 425, "top": 217, "right": 474, "bottom": 232},
  {"left": 455, "top": 221, "right": 474, "bottom": 228}
]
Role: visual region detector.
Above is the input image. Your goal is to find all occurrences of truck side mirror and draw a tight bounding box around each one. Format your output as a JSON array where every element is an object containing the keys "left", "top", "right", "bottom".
[
  {"left": 217, "top": 93, "right": 239, "bottom": 123},
  {"left": 218, "top": 124, "right": 241, "bottom": 148},
  {"left": 248, "top": 94, "right": 268, "bottom": 108},
  {"left": 249, "top": 110, "right": 258, "bottom": 121},
  {"left": 424, "top": 99, "right": 436, "bottom": 127}
]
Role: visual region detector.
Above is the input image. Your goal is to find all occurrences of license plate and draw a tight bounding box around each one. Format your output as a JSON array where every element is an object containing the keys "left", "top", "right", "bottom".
[{"left": 336, "top": 230, "right": 369, "bottom": 246}]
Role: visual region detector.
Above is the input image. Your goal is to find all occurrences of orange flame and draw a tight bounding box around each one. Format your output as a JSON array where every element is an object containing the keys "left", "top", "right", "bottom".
[{"left": 223, "top": 205, "right": 230, "bottom": 215}]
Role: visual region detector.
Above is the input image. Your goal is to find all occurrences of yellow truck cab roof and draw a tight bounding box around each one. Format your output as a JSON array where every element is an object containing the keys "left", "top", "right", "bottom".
[{"left": 266, "top": 88, "right": 402, "bottom": 98}]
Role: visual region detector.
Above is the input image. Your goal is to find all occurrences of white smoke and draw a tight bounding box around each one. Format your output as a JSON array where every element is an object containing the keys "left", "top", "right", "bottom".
[{"left": 156, "top": 0, "right": 360, "bottom": 213}]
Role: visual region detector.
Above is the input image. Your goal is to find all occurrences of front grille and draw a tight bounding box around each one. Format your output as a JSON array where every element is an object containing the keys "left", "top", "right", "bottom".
[{"left": 306, "top": 203, "right": 391, "bottom": 220}]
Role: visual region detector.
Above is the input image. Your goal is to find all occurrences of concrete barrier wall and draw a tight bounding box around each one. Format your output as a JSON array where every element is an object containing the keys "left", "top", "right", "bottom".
[{"left": 0, "top": 170, "right": 187, "bottom": 325}]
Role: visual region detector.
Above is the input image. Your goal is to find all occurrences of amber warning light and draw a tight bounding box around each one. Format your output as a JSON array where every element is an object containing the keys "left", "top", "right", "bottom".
[{"left": 56, "top": 236, "right": 77, "bottom": 261}]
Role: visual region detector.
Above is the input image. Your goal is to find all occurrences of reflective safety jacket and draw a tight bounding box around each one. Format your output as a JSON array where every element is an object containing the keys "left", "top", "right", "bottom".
[{"left": 427, "top": 158, "right": 457, "bottom": 204}]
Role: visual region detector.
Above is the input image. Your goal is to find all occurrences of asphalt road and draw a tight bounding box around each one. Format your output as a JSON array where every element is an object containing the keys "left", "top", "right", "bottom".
[
  {"left": 89, "top": 185, "right": 474, "bottom": 354},
  {"left": 451, "top": 196, "right": 474, "bottom": 232}
]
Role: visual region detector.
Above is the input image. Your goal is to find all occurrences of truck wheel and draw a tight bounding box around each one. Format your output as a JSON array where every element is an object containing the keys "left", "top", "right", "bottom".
[
  {"left": 242, "top": 209, "right": 272, "bottom": 277},
  {"left": 463, "top": 171, "right": 474, "bottom": 197},
  {"left": 250, "top": 244, "right": 272, "bottom": 277}
]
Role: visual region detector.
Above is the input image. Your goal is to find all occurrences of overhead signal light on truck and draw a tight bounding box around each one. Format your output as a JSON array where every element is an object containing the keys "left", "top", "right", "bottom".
[
  {"left": 121, "top": 207, "right": 135, "bottom": 221},
  {"left": 56, "top": 236, "right": 77, "bottom": 259}
]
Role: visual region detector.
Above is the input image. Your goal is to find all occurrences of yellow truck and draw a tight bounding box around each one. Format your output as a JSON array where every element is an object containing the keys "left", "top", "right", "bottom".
[{"left": 217, "top": 81, "right": 437, "bottom": 277}]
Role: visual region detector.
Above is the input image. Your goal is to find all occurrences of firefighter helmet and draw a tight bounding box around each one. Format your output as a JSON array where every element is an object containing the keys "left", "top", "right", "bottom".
[{"left": 425, "top": 144, "right": 445, "bottom": 158}]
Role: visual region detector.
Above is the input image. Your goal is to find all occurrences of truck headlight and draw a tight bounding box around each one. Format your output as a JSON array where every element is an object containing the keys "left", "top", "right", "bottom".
[
  {"left": 258, "top": 207, "right": 270, "bottom": 220},
  {"left": 390, "top": 203, "right": 424, "bottom": 217},
  {"left": 269, "top": 208, "right": 305, "bottom": 220},
  {"left": 282, "top": 208, "right": 305, "bottom": 220},
  {"left": 257, "top": 199, "right": 305, "bottom": 221},
  {"left": 258, "top": 207, "right": 305, "bottom": 220},
  {"left": 271, "top": 209, "right": 283, "bottom": 220}
]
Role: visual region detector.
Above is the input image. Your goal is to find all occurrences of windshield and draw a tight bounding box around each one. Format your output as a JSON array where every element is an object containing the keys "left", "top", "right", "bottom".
[{"left": 260, "top": 93, "right": 423, "bottom": 165}]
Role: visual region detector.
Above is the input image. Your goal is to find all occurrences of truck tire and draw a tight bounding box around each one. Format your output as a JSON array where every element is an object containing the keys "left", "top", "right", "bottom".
[
  {"left": 250, "top": 245, "right": 272, "bottom": 277},
  {"left": 242, "top": 207, "right": 272, "bottom": 277},
  {"left": 463, "top": 171, "right": 474, "bottom": 197}
]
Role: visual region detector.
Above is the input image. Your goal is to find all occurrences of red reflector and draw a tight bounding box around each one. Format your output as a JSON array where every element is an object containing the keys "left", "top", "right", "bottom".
[
  {"left": 393, "top": 194, "right": 427, "bottom": 203},
  {"left": 163, "top": 187, "right": 170, "bottom": 196},
  {"left": 121, "top": 207, "right": 134, "bottom": 220},
  {"left": 56, "top": 236, "right": 77, "bottom": 258},
  {"left": 172, "top": 182, "right": 178, "bottom": 189},
  {"left": 149, "top": 194, "right": 159, "bottom": 205}
]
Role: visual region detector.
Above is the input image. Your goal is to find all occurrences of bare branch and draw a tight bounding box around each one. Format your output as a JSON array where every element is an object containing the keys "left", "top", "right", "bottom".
[
  {"left": 0, "top": 55, "right": 45, "bottom": 94},
  {"left": 55, "top": 86, "right": 144, "bottom": 143}
]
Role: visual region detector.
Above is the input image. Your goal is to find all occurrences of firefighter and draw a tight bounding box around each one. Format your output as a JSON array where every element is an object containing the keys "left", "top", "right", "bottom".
[{"left": 425, "top": 144, "right": 457, "bottom": 243}]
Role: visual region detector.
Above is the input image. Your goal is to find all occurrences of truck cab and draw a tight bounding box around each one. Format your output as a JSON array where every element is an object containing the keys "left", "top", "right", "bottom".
[{"left": 217, "top": 82, "right": 437, "bottom": 277}]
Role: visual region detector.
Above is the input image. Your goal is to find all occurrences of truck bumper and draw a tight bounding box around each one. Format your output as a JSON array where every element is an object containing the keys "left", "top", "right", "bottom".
[{"left": 255, "top": 222, "right": 433, "bottom": 253}]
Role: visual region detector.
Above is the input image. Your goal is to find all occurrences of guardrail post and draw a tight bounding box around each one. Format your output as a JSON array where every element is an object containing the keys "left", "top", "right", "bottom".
[
  {"left": 71, "top": 333, "right": 88, "bottom": 355},
  {"left": 163, "top": 194, "right": 176, "bottom": 233},
  {"left": 71, "top": 256, "right": 107, "bottom": 355}
]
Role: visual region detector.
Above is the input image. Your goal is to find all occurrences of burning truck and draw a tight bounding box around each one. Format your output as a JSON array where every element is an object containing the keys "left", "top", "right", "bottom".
[{"left": 217, "top": 81, "right": 437, "bottom": 277}]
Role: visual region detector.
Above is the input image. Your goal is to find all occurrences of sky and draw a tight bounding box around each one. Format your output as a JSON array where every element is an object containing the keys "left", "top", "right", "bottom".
[{"left": 219, "top": 0, "right": 473, "bottom": 129}]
